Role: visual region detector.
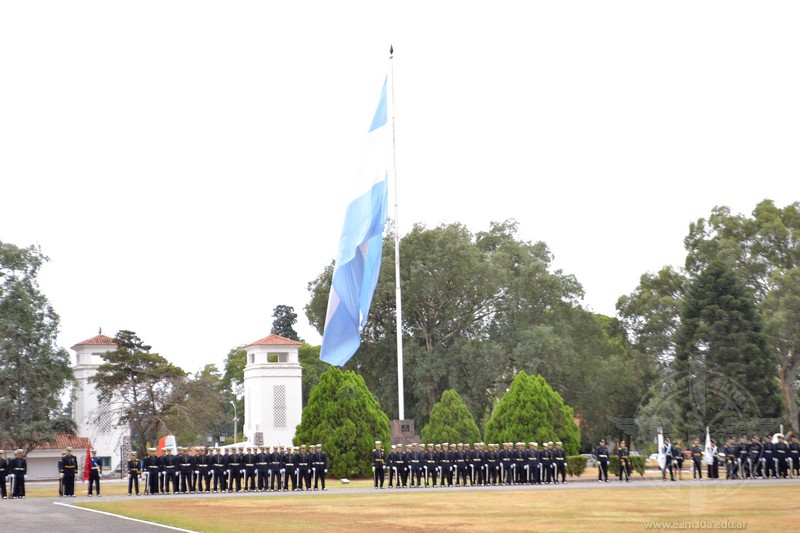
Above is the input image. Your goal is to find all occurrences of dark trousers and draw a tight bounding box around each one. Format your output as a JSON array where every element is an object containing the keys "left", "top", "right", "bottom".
[
  {"left": 764, "top": 457, "right": 777, "bottom": 478},
  {"left": 456, "top": 465, "right": 467, "bottom": 486},
  {"left": 283, "top": 468, "right": 296, "bottom": 490},
  {"left": 0, "top": 477, "right": 6, "bottom": 498},
  {"left": 269, "top": 468, "right": 282, "bottom": 490},
  {"left": 128, "top": 474, "right": 139, "bottom": 494},
  {"left": 619, "top": 460, "right": 630, "bottom": 480},
  {"left": 88, "top": 471, "right": 100, "bottom": 495},
  {"left": 244, "top": 469, "right": 256, "bottom": 491},
  {"left": 198, "top": 470, "right": 211, "bottom": 492},
  {"left": 230, "top": 468, "right": 241, "bottom": 491},
  {"left": 13, "top": 474, "right": 26, "bottom": 497},
  {"left": 315, "top": 467, "right": 326, "bottom": 489},
  {"left": 63, "top": 475, "right": 75, "bottom": 496},
  {"left": 692, "top": 458, "right": 703, "bottom": 478},
  {"left": 374, "top": 466, "right": 384, "bottom": 487},
  {"left": 147, "top": 471, "right": 159, "bottom": 493},
  {"left": 598, "top": 461, "right": 608, "bottom": 481}
]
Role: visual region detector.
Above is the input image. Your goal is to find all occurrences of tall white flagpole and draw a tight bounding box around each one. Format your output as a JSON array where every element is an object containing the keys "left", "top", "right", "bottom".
[{"left": 389, "top": 44, "right": 405, "bottom": 421}]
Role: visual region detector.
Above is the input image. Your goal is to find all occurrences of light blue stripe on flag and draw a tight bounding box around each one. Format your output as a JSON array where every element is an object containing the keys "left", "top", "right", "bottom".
[{"left": 321, "top": 78, "right": 390, "bottom": 366}]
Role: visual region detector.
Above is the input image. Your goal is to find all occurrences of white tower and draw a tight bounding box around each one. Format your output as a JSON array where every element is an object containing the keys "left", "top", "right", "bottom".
[
  {"left": 72, "top": 332, "right": 128, "bottom": 474},
  {"left": 243, "top": 333, "right": 303, "bottom": 447}
]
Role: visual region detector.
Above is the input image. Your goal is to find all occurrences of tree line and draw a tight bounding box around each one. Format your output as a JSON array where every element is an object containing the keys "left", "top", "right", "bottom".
[{"left": 2, "top": 199, "right": 798, "bottom": 461}]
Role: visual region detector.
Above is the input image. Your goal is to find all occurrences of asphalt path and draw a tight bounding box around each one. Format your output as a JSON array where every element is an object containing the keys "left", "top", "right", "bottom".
[{"left": 2, "top": 475, "right": 799, "bottom": 532}]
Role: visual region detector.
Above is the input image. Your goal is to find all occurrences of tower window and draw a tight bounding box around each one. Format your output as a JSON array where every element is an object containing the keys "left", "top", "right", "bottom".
[{"left": 273, "top": 385, "right": 287, "bottom": 428}]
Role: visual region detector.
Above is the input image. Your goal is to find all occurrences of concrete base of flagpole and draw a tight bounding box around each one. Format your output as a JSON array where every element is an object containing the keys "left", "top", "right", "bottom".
[{"left": 390, "top": 419, "right": 416, "bottom": 446}]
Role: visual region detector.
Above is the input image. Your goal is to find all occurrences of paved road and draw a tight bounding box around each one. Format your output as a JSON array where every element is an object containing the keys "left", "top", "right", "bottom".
[{"left": 2, "top": 475, "right": 798, "bottom": 532}]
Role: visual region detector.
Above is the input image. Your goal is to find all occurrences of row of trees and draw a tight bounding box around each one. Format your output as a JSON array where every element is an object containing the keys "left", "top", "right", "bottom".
[
  {"left": 304, "top": 200, "right": 800, "bottom": 449},
  {"left": 3, "top": 199, "right": 797, "bottom": 465},
  {"left": 305, "top": 220, "right": 654, "bottom": 447},
  {"left": 296, "top": 367, "right": 579, "bottom": 477}
]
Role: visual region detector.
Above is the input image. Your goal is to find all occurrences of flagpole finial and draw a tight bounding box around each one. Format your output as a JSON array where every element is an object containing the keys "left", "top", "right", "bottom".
[{"left": 389, "top": 44, "right": 394, "bottom": 57}]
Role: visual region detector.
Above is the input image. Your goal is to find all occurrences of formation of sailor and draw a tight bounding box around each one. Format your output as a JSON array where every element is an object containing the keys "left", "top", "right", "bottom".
[
  {"left": 659, "top": 433, "right": 800, "bottom": 482},
  {"left": 130, "top": 444, "right": 330, "bottom": 495},
  {"left": 374, "top": 440, "right": 570, "bottom": 488}
]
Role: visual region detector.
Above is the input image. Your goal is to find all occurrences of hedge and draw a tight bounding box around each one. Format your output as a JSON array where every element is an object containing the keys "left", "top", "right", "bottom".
[
  {"left": 608, "top": 456, "right": 646, "bottom": 476},
  {"left": 566, "top": 455, "right": 587, "bottom": 477}
]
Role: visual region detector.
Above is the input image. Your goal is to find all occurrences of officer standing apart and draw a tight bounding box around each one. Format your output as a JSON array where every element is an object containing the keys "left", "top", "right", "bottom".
[
  {"left": 127, "top": 451, "right": 141, "bottom": 495},
  {"left": 372, "top": 440, "right": 386, "bottom": 489},
  {"left": 596, "top": 439, "right": 610, "bottom": 482},
  {"left": 61, "top": 447, "right": 78, "bottom": 497}
]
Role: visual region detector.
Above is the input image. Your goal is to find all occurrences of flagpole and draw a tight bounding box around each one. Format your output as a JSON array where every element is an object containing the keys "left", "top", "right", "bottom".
[{"left": 389, "top": 44, "right": 405, "bottom": 421}]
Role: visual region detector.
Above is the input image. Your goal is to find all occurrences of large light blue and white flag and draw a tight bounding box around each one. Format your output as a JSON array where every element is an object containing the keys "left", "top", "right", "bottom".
[{"left": 320, "top": 78, "right": 390, "bottom": 366}]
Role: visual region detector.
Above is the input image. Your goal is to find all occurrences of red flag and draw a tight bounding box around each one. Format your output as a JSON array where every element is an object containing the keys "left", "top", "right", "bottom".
[{"left": 82, "top": 445, "right": 92, "bottom": 482}]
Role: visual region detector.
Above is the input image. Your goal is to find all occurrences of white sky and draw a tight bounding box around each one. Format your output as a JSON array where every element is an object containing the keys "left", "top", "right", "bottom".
[{"left": 1, "top": 1, "right": 798, "bottom": 374}]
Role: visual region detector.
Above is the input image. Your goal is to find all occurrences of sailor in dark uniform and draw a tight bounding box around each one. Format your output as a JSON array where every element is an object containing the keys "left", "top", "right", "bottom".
[
  {"left": 87, "top": 449, "right": 102, "bottom": 496},
  {"left": 690, "top": 439, "right": 703, "bottom": 480},
  {"left": 788, "top": 435, "right": 800, "bottom": 478},
  {"left": 144, "top": 447, "right": 160, "bottom": 494},
  {"left": 61, "top": 446, "right": 78, "bottom": 497},
  {"left": 440, "top": 443, "right": 453, "bottom": 487},
  {"left": 424, "top": 444, "right": 438, "bottom": 487},
  {"left": 671, "top": 440, "right": 684, "bottom": 481},
  {"left": 617, "top": 440, "right": 631, "bottom": 482},
  {"left": 268, "top": 446, "right": 282, "bottom": 492},
  {"left": 0, "top": 450, "right": 8, "bottom": 499},
  {"left": 371, "top": 441, "right": 386, "bottom": 489},
  {"left": 57, "top": 451, "right": 66, "bottom": 496},
  {"left": 455, "top": 443, "right": 468, "bottom": 487},
  {"left": 596, "top": 439, "right": 610, "bottom": 482},
  {"left": 314, "top": 444, "right": 327, "bottom": 490},
  {"left": 737, "top": 436, "right": 750, "bottom": 479},
  {"left": 527, "top": 442, "right": 541, "bottom": 484},
  {"left": 10, "top": 450, "right": 27, "bottom": 499},
  {"left": 748, "top": 436, "right": 763, "bottom": 479},
  {"left": 127, "top": 451, "right": 141, "bottom": 495},
  {"left": 775, "top": 434, "right": 789, "bottom": 478},
  {"left": 762, "top": 435, "right": 777, "bottom": 479}
]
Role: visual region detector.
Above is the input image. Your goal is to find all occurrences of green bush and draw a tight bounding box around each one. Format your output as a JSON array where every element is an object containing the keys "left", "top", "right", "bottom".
[
  {"left": 294, "top": 367, "right": 390, "bottom": 478},
  {"left": 420, "top": 389, "right": 482, "bottom": 444},
  {"left": 608, "top": 455, "right": 646, "bottom": 476},
  {"left": 566, "top": 455, "right": 587, "bottom": 477},
  {"left": 484, "top": 371, "right": 581, "bottom": 455}
]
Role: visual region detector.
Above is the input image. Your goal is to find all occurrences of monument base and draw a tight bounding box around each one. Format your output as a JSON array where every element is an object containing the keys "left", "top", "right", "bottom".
[{"left": 390, "top": 419, "right": 418, "bottom": 446}]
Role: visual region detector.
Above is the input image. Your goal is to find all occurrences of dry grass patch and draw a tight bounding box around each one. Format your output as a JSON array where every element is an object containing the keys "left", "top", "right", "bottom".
[{"left": 83, "top": 484, "right": 800, "bottom": 532}]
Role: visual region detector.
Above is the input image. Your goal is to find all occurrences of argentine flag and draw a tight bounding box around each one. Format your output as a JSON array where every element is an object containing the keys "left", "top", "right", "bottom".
[{"left": 320, "top": 78, "right": 390, "bottom": 366}]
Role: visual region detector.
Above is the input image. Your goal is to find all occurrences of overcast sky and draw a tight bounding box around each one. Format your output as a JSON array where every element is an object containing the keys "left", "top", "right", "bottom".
[{"left": 2, "top": 1, "right": 797, "bottom": 374}]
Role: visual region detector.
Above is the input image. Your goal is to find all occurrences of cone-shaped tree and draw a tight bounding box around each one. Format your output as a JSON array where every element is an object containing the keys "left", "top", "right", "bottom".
[
  {"left": 294, "top": 366, "right": 390, "bottom": 478},
  {"left": 673, "top": 258, "right": 782, "bottom": 438},
  {"left": 420, "top": 389, "right": 482, "bottom": 444},
  {"left": 484, "top": 371, "right": 580, "bottom": 455}
]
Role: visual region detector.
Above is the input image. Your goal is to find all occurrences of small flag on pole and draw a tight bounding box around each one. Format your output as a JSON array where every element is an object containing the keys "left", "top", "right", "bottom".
[
  {"left": 657, "top": 429, "right": 667, "bottom": 471},
  {"left": 703, "top": 427, "right": 714, "bottom": 465},
  {"left": 320, "top": 78, "right": 390, "bottom": 366},
  {"left": 82, "top": 444, "right": 92, "bottom": 482}
]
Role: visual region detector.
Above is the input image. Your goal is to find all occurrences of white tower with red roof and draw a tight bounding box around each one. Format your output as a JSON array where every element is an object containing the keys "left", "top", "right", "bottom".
[
  {"left": 243, "top": 334, "right": 303, "bottom": 447},
  {"left": 72, "top": 331, "right": 128, "bottom": 475}
]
